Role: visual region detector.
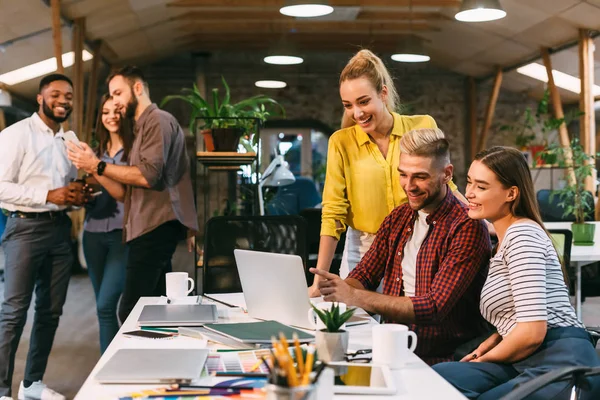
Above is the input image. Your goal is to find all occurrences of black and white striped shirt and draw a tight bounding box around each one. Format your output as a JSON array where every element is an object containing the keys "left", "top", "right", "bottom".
[{"left": 480, "top": 222, "right": 583, "bottom": 336}]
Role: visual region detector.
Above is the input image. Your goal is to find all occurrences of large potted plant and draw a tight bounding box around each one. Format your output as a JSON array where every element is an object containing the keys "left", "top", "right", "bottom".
[
  {"left": 545, "top": 139, "right": 597, "bottom": 245},
  {"left": 160, "top": 76, "right": 284, "bottom": 152},
  {"left": 500, "top": 91, "right": 579, "bottom": 166},
  {"left": 310, "top": 303, "right": 355, "bottom": 363}
]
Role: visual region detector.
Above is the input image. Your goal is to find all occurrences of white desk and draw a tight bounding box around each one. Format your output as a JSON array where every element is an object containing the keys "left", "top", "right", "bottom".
[
  {"left": 76, "top": 295, "right": 466, "bottom": 400},
  {"left": 545, "top": 222, "right": 600, "bottom": 319}
]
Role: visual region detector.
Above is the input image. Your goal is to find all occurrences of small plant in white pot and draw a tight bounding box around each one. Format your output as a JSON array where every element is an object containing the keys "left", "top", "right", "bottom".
[{"left": 311, "top": 303, "right": 355, "bottom": 363}]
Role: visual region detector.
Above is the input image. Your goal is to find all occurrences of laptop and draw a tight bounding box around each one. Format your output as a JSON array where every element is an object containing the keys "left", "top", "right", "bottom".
[
  {"left": 95, "top": 348, "right": 208, "bottom": 383},
  {"left": 137, "top": 304, "right": 218, "bottom": 327},
  {"left": 234, "top": 249, "right": 314, "bottom": 329}
]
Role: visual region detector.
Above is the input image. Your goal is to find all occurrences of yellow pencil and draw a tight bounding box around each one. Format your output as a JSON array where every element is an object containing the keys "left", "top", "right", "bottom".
[
  {"left": 301, "top": 346, "right": 315, "bottom": 386},
  {"left": 279, "top": 332, "right": 289, "bottom": 352},
  {"left": 293, "top": 333, "right": 304, "bottom": 376},
  {"left": 249, "top": 358, "right": 263, "bottom": 372},
  {"left": 285, "top": 352, "right": 299, "bottom": 387}
]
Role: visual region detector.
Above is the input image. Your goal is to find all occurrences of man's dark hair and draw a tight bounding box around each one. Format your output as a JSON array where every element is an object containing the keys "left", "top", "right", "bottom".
[
  {"left": 38, "top": 74, "right": 73, "bottom": 93},
  {"left": 107, "top": 65, "right": 147, "bottom": 87}
]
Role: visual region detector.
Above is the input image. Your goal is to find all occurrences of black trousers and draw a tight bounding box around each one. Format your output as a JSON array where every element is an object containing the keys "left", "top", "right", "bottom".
[{"left": 118, "top": 220, "right": 183, "bottom": 323}]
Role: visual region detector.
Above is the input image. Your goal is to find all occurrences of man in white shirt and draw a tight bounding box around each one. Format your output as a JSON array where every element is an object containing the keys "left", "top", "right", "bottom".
[{"left": 0, "top": 74, "right": 86, "bottom": 400}]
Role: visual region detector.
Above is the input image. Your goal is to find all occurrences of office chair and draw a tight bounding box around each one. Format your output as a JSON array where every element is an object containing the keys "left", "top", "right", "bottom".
[
  {"left": 549, "top": 229, "right": 600, "bottom": 347},
  {"left": 265, "top": 176, "right": 322, "bottom": 216},
  {"left": 202, "top": 215, "right": 307, "bottom": 293},
  {"left": 501, "top": 366, "right": 600, "bottom": 400},
  {"left": 538, "top": 189, "right": 595, "bottom": 222}
]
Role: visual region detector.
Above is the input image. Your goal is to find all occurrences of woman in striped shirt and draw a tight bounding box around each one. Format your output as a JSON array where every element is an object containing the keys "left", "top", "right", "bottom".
[{"left": 433, "top": 147, "right": 599, "bottom": 400}]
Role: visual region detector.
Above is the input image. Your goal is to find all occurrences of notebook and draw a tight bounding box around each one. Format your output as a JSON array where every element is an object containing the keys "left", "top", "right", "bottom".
[
  {"left": 203, "top": 321, "right": 314, "bottom": 344},
  {"left": 137, "top": 304, "right": 218, "bottom": 327},
  {"left": 94, "top": 348, "right": 208, "bottom": 383}
]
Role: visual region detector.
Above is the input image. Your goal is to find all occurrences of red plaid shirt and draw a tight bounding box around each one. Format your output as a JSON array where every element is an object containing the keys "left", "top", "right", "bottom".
[{"left": 348, "top": 190, "right": 491, "bottom": 365}]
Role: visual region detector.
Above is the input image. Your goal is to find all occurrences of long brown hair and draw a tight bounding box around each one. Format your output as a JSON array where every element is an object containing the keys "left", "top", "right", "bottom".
[
  {"left": 94, "top": 93, "right": 134, "bottom": 161},
  {"left": 339, "top": 49, "right": 400, "bottom": 128},
  {"left": 475, "top": 146, "right": 568, "bottom": 283}
]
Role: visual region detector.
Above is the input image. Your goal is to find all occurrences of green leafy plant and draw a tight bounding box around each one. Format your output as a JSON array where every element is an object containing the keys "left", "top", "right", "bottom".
[
  {"left": 500, "top": 90, "right": 581, "bottom": 156},
  {"left": 545, "top": 138, "right": 597, "bottom": 224},
  {"left": 310, "top": 303, "right": 355, "bottom": 333},
  {"left": 160, "top": 76, "right": 285, "bottom": 139}
]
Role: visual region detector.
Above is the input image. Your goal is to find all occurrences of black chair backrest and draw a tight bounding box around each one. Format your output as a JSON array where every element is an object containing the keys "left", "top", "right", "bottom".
[
  {"left": 202, "top": 215, "right": 307, "bottom": 294},
  {"left": 500, "top": 366, "right": 599, "bottom": 400},
  {"left": 548, "top": 229, "right": 573, "bottom": 271},
  {"left": 537, "top": 189, "right": 595, "bottom": 222}
]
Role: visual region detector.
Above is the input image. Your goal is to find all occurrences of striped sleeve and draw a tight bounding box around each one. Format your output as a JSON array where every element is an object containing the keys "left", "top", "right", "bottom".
[{"left": 503, "top": 227, "right": 548, "bottom": 322}]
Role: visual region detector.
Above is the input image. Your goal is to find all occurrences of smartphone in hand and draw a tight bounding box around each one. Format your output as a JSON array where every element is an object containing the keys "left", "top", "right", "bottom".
[{"left": 62, "top": 130, "right": 83, "bottom": 149}]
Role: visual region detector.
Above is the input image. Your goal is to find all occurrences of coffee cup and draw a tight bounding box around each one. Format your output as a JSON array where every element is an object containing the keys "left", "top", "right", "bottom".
[
  {"left": 372, "top": 324, "right": 417, "bottom": 369},
  {"left": 165, "top": 272, "right": 194, "bottom": 299}
]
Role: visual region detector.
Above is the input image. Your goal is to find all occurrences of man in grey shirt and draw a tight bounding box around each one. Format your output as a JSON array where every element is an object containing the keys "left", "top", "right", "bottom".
[{"left": 68, "top": 66, "right": 198, "bottom": 322}]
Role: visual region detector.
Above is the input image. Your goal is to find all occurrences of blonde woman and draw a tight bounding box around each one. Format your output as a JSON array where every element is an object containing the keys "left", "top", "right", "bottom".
[{"left": 309, "top": 49, "right": 465, "bottom": 297}]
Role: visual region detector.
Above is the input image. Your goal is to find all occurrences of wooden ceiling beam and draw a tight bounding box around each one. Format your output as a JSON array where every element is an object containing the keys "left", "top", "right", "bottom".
[
  {"left": 173, "top": 10, "right": 448, "bottom": 21},
  {"left": 168, "top": 0, "right": 460, "bottom": 7},
  {"left": 180, "top": 21, "right": 434, "bottom": 33},
  {"left": 51, "top": 0, "right": 64, "bottom": 73},
  {"left": 176, "top": 34, "right": 411, "bottom": 52}
]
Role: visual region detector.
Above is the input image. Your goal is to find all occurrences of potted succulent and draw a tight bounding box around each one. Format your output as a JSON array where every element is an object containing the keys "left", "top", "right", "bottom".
[
  {"left": 310, "top": 303, "right": 355, "bottom": 363},
  {"left": 160, "top": 76, "right": 285, "bottom": 152},
  {"left": 545, "top": 138, "right": 598, "bottom": 245}
]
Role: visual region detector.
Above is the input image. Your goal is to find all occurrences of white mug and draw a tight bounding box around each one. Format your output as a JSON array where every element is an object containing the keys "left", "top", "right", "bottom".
[
  {"left": 165, "top": 272, "right": 194, "bottom": 299},
  {"left": 307, "top": 302, "right": 347, "bottom": 331},
  {"left": 372, "top": 324, "right": 417, "bottom": 369}
]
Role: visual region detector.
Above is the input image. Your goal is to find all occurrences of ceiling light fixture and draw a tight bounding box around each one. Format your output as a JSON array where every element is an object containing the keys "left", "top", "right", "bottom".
[
  {"left": 455, "top": 0, "right": 506, "bottom": 22},
  {"left": 279, "top": 1, "right": 334, "bottom": 18},
  {"left": 264, "top": 55, "right": 304, "bottom": 65},
  {"left": 516, "top": 62, "right": 600, "bottom": 96},
  {"left": 391, "top": 38, "right": 431, "bottom": 63},
  {"left": 0, "top": 50, "right": 93, "bottom": 86},
  {"left": 391, "top": 1, "right": 430, "bottom": 63},
  {"left": 255, "top": 80, "right": 287, "bottom": 89},
  {"left": 264, "top": 35, "right": 304, "bottom": 65}
]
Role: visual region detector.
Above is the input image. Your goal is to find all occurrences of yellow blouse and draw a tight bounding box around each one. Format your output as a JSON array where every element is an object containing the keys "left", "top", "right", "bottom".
[{"left": 321, "top": 113, "right": 457, "bottom": 239}]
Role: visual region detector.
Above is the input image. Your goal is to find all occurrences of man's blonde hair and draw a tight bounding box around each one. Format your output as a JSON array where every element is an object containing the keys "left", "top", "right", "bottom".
[{"left": 399, "top": 128, "right": 450, "bottom": 165}]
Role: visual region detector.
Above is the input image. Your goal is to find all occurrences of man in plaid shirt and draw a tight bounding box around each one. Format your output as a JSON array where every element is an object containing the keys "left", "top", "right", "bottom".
[{"left": 312, "top": 128, "right": 491, "bottom": 365}]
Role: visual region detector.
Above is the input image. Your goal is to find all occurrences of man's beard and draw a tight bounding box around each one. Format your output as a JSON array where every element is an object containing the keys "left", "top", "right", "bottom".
[
  {"left": 42, "top": 100, "right": 72, "bottom": 123},
  {"left": 408, "top": 181, "right": 443, "bottom": 211},
  {"left": 122, "top": 94, "right": 138, "bottom": 119}
]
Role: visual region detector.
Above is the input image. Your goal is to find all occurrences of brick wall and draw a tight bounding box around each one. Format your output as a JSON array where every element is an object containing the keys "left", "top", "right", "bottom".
[{"left": 141, "top": 51, "right": 541, "bottom": 231}]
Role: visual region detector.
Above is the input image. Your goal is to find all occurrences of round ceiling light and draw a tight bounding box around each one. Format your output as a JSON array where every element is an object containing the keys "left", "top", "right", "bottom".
[
  {"left": 264, "top": 55, "right": 304, "bottom": 65},
  {"left": 279, "top": 3, "right": 333, "bottom": 18},
  {"left": 255, "top": 80, "right": 287, "bottom": 89},
  {"left": 391, "top": 54, "right": 431, "bottom": 63},
  {"left": 455, "top": 0, "right": 506, "bottom": 22}
]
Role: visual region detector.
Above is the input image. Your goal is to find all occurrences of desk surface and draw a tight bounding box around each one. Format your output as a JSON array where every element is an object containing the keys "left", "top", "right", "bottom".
[
  {"left": 75, "top": 294, "right": 466, "bottom": 400},
  {"left": 545, "top": 222, "right": 600, "bottom": 263}
]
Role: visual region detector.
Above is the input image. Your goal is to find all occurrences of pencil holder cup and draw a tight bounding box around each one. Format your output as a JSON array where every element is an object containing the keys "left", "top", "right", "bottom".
[{"left": 265, "top": 383, "right": 316, "bottom": 400}]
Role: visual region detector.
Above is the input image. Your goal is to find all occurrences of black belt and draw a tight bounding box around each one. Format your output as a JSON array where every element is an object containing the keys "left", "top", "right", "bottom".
[{"left": 8, "top": 210, "right": 67, "bottom": 220}]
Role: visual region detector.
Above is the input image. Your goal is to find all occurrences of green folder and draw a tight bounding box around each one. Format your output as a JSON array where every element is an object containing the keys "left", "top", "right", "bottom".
[{"left": 203, "top": 320, "right": 314, "bottom": 344}]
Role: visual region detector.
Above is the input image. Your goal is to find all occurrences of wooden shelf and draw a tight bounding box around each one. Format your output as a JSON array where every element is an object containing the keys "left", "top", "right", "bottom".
[{"left": 196, "top": 152, "right": 257, "bottom": 168}]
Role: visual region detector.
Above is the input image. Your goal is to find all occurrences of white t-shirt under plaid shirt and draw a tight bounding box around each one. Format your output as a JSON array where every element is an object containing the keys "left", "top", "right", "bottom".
[{"left": 480, "top": 222, "right": 583, "bottom": 336}]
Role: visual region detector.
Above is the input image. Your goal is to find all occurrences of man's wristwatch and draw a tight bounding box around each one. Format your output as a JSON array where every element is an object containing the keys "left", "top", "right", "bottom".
[{"left": 97, "top": 160, "right": 107, "bottom": 176}]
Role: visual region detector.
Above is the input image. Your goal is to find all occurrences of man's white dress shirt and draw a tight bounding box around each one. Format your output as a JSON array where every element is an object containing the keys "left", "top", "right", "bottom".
[{"left": 0, "top": 112, "right": 77, "bottom": 212}]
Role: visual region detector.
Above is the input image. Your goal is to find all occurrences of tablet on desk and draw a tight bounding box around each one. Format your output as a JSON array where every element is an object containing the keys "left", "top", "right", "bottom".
[
  {"left": 137, "top": 304, "right": 218, "bottom": 327},
  {"left": 329, "top": 362, "right": 396, "bottom": 395}
]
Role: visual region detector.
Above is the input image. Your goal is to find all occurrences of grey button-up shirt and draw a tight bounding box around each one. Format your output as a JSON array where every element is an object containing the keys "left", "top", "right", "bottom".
[
  {"left": 84, "top": 149, "right": 126, "bottom": 233},
  {"left": 124, "top": 104, "right": 198, "bottom": 242}
]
